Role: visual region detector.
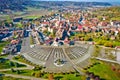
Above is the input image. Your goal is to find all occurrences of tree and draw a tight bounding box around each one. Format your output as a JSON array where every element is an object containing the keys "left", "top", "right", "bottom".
[
  {"left": 16, "top": 70, "right": 20, "bottom": 74},
  {"left": 104, "top": 42, "right": 114, "bottom": 47},
  {"left": 14, "top": 63, "right": 19, "bottom": 68},
  {"left": 11, "top": 68, "right": 15, "bottom": 72},
  {"left": 33, "top": 66, "right": 42, "bottom": 71},
  {"left": 15, "top": 23, "right": 23, "bottom": 28},
  {"left": 48, "top": 74, "right": 54, "bottom": 80},
  {"left": 96, "top": 40, "right": 105, "bottom": 45},
  {"left": 88, "top": 37, "right": 93, "bottom": 41},
  {"left": 31, "top": 72, "right": 35, "bottom": 76},
  {"left": 9, "top": 62, "right": 14, "bottom": 67},
  {"left": 35, "top": 71, "right": 42, "bottom": 78}
]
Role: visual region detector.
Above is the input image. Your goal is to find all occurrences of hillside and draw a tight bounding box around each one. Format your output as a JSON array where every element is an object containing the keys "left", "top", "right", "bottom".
[
  {"left": 27, "top": 1, "right": 112, "bottom": 9},
  {"left": 0, "top": 0, "right": 112, "bottom": 13},
  {"left": 0, "top": 0, "right": 30, "bottom": 12},
  {"left": 92, "top": 6, "right": 120, "bottom": 21}
]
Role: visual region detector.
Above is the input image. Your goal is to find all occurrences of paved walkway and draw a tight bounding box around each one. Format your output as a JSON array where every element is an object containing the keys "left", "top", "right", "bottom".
[
  {"left": 76, "top": 45, "right": 94, "bottom": 64},
  {"left": 93, "top": 57, "right": 120, "bottom": 64},
  {"left": 62, "top": 48, "right": 85, "bottom": 75},
  {"left": 21, "top": 37, "right": 31, "bottom": 53},
  {"left": 44, "top": 48, "right": 75, "bottom": 73},
  {"left": 4, "top": 73, "right": 47, "bottom": 80}
]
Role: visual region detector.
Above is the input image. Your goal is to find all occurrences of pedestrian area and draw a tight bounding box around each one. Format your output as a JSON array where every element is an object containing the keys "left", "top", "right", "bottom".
[{"left": 21, "top": 43, "right": 93, "bottom": 73}]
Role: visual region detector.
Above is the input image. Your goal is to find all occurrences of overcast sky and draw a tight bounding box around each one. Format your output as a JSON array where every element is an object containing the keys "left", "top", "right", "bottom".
[{"left": 35, "top": 0, "right": 120, "bottom": 2}]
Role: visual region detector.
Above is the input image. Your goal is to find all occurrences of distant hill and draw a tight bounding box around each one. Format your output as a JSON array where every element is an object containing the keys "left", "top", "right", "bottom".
[
  {"left": 110, "top": 2, "right": 120, "bottom": 6},
  {"left": 0, "top": 0, "right": 30, "bottom": 12},
  {"left": 0, "top": 0, "right": 112, "bottom": 13},
  {"left": 27, "top": 1, "right": 112, "bottom": 9}
]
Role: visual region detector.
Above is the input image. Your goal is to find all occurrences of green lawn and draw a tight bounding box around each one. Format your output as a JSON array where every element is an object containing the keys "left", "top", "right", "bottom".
[
  {"left": 26, "top": 7, "right": 41, "bottom": 11},
  {"left": 24, "top": 16, "right": 40, "bottom": 19},
  {"left": 1, "top": 69, "right": 35, "bottom": 76},
  {"left": 0, "top": 55, "right": 8, "bottom": 58},
  {"left": 1, "top": 69, "right": 86, "bottom": 80},
  {"left": 13, "top": 55, "right": 35, "bottom": 66},
  {"left": 0, "top": 76, "right": 28, "bottom": 80},
  {"left": 0, "top": 58, "right": 26, "bottom": 69},
  {"left": 88, "top": 62, "right": 120, "bottom": 80},
  {"left": 1, "top": 69, "right": 42, "bottom": 77},
  {"left": 14, "top": 11, "right": 26, "bottom": 15},
  {"left": 0, "top": 41, "right": 9, "bottom": 54},
  {"left": 53, "top": 74, "right": 85, "bottom": 80}
]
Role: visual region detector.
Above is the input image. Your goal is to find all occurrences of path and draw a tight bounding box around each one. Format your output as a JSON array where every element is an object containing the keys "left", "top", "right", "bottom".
[
  {"left": 6, "top": 54, "right": 34, "bottom": 70},
  {"left": 20, "top": 37, "right": 31, "bottom": 53},
  {"left": 4, "top": 73, "right": 47, "bottom": 80},
  {"left": 0, "top": 55, "right": 42, "bottom": 80},
  {"left": 62, "top": 47, "right": 85, "bottom": 75},
  {"left": 93, "top": 57, "right": 120, "bottom": 64},
  {"left": 76, "top": 45, "right": 94, "bottom": 64},
  {"left": 0, "top": 59, "right": 34, "bottom": 72}
]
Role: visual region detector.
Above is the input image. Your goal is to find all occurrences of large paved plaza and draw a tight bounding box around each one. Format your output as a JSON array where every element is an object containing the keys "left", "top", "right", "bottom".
[{"left": 21, "top": 37, "right": 94, "bottom": 73}]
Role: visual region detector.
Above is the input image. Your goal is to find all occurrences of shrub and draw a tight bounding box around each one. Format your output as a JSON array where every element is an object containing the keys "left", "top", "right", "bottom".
[
  {"left": 33, "top": 66, "right": 42, "bottom": 71},
  {"left": 11, "top": 68, "right": 15, "bottom": 72},
  {"left": 14, "top": 63, "right": 19, "bottom": 68},
  {"left": 43, "top": 74, "right": 48, "bottom": 79},
  {"left": 104, "top": 42, "right": 114, "bottom": 47},
  {"left": 35, "top": 71, "right": 42, "bottom": 78},
  {"left": 9, "top": 62, "right": 14, "bottom": 67},
  {"left": 96, "top": 40, "right": 105, "bottom": 45},
  {"left": 31, "top": 72, "right": 35, "bottom": 76},
  {"left": 16, "top": 70, "right": 20, "bottom": 74},
  {"left": 48, "top": 74, "right": 54, "bottom": 80}
]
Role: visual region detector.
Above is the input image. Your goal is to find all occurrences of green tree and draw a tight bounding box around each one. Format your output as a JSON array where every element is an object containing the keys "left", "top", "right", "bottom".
[
  {"left": 16, "top": 70, "right": 20, "bottom": 74},
  {"left": 9, "top": 62, "right": 14, "bottom": 67},
  {"left": 14, "top": 63, "right": 19, "bottom": 68},
  {"left": 11, "top": 68, "right": 15, "bottom": 72},
  {"left": 35, "top": 71, "right": 42, "bottom": 78},
  {"left": 31, "top": 72, "right": 35, "bottom": 76},
  {"left": 104, "top": 42, "right": 114, "bottom": 47}
]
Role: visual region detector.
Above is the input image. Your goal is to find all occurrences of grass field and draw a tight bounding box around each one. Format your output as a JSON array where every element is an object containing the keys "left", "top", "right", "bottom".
[
  {"left": 0, "top": 41, "right": 9, "bottom": 54},
  {"left": 1, "top": 69, "right": 85, "bottom": 80},
  {"left": 1, "top": 69, "right": 36, "bottom": 76},
  {"left": 0, "top": 58, "right": 26, "bottom": 69},
  {"left": 13, "top": 55, "right": 35, "bottom": 66},
  {"left": 53, "top": 74, "right": 85, "bottom": 80},
  {"left": 0, "top": 6, "right": 51, "bottom": 22},
  {"left": 24, "top": 15, "right": 40, "bottom": 19},
  {"left": 88, "top": 61, "right": 120, "bottom": 80},
  {"left": 0, "top": 76, "right": 28, "bottom": 80}
]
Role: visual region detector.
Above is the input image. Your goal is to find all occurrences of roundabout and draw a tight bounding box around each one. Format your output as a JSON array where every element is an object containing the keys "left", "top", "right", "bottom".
[{"left": 54, "top": 59, "right": 65, "bottom": 67}]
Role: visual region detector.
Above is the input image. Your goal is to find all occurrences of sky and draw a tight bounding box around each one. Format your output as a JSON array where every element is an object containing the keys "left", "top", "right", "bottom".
[{"left": 35, "top": 0, "right": 120, "bottom": 2}]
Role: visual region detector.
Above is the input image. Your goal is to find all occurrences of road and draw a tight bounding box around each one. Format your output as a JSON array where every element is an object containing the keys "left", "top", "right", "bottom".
[{"left": 20, "top": 37, "right": 31, "bottom": 53}]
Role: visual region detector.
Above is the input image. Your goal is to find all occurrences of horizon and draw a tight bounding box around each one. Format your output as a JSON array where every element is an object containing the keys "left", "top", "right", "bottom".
[{"left": 33, "top": 0, "right": 120, "bottom": 2}]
